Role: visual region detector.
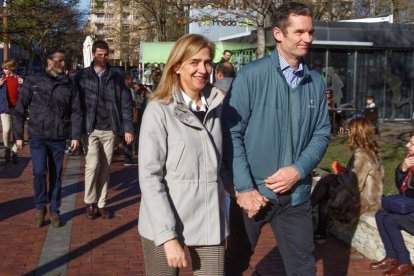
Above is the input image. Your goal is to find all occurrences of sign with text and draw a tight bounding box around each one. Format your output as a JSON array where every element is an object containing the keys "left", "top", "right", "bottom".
[{"left": 189, "top": 8, "right": 256, "bottom": 41}]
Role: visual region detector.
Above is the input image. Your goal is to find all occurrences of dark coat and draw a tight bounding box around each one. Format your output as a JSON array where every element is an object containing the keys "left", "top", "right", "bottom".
[
  {"left": 0, "top": 82, "right": 9, "bottom": 114},
  {"left": 13, "top": 72, "right": 82, "bottom": 140},
  {"left": 75, "top": 64, "right": 134, "bottom": 136}
]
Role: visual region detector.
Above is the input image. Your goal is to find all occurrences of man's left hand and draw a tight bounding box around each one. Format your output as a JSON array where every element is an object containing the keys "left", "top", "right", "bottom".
[
  {"left": 125, "top": 132, "right": 134, "bottom": 145},
  {"left": 70, "top": 140, "right": 79, "bottom": 152},
  {"left": 264, "top": 166, "right": 300, "bottom": 194}
]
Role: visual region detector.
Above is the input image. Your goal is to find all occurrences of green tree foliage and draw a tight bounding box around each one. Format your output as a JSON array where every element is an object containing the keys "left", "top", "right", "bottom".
[{"left": 1, "top": 0, "right": 84, "bottom": 70}]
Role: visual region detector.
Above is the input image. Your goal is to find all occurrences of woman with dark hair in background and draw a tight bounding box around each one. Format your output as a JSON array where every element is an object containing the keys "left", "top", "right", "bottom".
[{"left": 370, "top": 132, "right": 414, "bottom": 276}]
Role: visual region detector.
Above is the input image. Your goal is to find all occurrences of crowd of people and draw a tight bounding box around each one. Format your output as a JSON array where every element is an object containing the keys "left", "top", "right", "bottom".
[{"left": 1, "top": 1, "right": 414, "bottom": 276}]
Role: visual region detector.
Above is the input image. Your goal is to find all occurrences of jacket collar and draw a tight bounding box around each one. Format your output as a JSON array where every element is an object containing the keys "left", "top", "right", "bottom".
[
  {"left": 42, "top": 71, "right": 70, "bottom": 85},
  {"left": 173, "top": 84, "right": 224, "bottom": 128},
  {"left": 87, "top": 61, "right": 116, "bottom": 78},
  {"left": 271, "top": 49, "right": 310, "bottom": 79}
]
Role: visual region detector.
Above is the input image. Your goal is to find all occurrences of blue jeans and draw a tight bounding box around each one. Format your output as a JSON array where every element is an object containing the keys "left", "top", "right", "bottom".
[{"left": 29, "top": 137, "right": 66, "bottom": 214}]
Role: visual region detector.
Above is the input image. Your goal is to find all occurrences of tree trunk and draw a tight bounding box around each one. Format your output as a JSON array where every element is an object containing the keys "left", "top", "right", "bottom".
[{"left": 256, "top": 13, "right": 266, "bottom": 59}]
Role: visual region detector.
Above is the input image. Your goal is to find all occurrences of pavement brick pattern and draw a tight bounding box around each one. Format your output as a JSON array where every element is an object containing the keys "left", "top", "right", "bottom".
[{"left": 3, "top": 122, "right": 412, "bottom": 275}]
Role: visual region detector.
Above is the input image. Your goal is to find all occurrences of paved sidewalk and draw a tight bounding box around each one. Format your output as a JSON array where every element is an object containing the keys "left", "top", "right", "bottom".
[{"left": 1, "top": 121, "right": 413, "bottom": 275}]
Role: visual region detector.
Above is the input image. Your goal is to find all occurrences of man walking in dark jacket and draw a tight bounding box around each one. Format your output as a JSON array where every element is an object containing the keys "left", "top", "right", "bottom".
[
  {"left": 13, "top": 48, "right": 82, "bottom": 228},
  {"left": 75, "top": 40, "right": 134, "bottom": 220}
]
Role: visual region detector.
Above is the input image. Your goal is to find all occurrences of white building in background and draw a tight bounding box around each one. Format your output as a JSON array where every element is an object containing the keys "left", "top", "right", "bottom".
[{"left": 84, "top": 0, "right": 148, "bottom": 67}]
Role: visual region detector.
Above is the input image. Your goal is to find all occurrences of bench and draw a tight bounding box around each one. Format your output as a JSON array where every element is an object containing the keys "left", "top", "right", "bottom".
[{"left": 330, "top": 212, "right": 414, "bottom": 263}]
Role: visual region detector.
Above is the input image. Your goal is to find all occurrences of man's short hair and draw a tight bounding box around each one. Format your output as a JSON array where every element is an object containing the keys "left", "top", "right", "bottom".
[
  {"left": 216, "top": 62, "right": 235, "bottom": 78},
  {"left": 92, "top": 40, "right": 110, "bottom": 53},
  {"left": 46, "top": 48, "right": 66, "bottom": 60},
  {"left": 271, "top": 2, "right": 312, "bottom": 33},
  {"left": 223, "top": 50, "right": 232, "bottom": 55}
]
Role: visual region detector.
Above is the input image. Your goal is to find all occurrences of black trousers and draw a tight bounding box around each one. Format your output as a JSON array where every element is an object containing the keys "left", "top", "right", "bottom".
[{"left": 225, "top": 196, "right": 315, "bottom": 276}]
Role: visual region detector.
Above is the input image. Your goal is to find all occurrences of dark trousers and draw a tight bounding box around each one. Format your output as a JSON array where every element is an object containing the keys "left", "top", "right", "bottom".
[
  {"left": 225, "top": 196, "right": 315, "bottom": 276},
  {"left": 375, "top": 209, "right": 414, "bottom": 264},
  {"left": 124, "top": 118, "right": 141, "bottom": 161},
  {"left": 29, "top": 137, "right": 66, "bottom": 214}
]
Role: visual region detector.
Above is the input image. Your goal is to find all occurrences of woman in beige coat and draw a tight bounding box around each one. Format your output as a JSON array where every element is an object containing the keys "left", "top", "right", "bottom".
[
  {"left": 138, "top": 34, "right": 228, "bottom": 275},
  {"left": 311, "top": 117, "right": 384, "bottom": 243}
]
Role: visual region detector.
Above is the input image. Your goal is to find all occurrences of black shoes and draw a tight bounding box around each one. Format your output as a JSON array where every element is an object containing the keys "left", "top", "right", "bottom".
[
  {"left": 85, "top": 203, "right": 113, "bottom": 220},
  {"left": 11, "top": 152, "right": 18, "bottom": 164},
  {"left": 98, "top": 207, "right": 113, "bottom": 219},
  {"left": 85, "top": 203, "right": 97, "bottom": 220},
  {"left": 4, "top": 149, "right": 18, "bottom": 164}
]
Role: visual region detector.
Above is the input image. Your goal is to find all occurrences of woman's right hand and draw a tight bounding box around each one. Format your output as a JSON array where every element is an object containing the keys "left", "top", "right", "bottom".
[
  {"left": 401, "top": 157, "right": 414, "bottom": 172},
  {"left": 163, "top": 239, "right": 187, "bottom": 268}
]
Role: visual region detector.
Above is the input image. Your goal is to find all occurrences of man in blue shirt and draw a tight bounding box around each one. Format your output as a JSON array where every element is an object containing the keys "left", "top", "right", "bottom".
[{"left": 222, "top": 2, "right": 330, "bottom": 275}]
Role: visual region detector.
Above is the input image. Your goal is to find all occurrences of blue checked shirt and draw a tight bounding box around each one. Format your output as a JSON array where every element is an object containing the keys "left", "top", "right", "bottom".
[{"left": 278, "top": 54, "right": 304, "bottom": 89}]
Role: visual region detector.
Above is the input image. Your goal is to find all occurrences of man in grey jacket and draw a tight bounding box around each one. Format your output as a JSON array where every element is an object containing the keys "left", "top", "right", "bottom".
[
  {"left": 76, "top": 40, "right": 134, "bottom": 220},
  {"left": 222, "top": 2, "right": 330, "bottom": 275}
]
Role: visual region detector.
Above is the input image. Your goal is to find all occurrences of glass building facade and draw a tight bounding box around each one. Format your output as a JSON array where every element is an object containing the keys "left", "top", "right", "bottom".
[{"left": 227, "top": 21, "right": 414, "bottom": 121}]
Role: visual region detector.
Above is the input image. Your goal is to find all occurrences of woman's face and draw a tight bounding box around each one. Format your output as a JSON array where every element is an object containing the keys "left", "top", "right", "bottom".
[
  {"left": 176, "top": 47, "right": 212, "bottom": 95},
  {"left": 326, "top": 91, "right": 333, "bottom": 99},
  {"left": 2, "top": 68, "right": 12, "bottom": 76},
  {"left": 406, "top": 136, "right": 414, "bottom": 155}
]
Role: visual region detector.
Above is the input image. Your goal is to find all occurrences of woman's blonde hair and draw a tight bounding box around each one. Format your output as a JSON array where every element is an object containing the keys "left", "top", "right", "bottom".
[
  {"left": 1, "top": 59, "right": 17, "bottom": 72},
  {"left": 149, "top": 34, "right": 215, "bottom": 102},
  {"left": 348, "top": 117, "right": 379, "bottom": 155}
]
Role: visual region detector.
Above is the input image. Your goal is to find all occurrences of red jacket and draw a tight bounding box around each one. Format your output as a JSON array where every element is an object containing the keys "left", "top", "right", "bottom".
[{"left": 5, "top": 75, "right": 19, "bottom": 108}]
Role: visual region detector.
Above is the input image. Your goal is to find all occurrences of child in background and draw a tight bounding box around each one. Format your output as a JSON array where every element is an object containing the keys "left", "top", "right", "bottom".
[
  {"left": 0, "top": 59, "right": 23, "bottom": 163},
  {"left": 366, "top": 96, "right": 376, "bottom": 108}
]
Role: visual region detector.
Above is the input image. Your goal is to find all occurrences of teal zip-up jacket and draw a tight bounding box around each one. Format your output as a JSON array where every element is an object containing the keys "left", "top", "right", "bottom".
[{"left": 222, "top": 50, "right": 330, "bottom": 206}]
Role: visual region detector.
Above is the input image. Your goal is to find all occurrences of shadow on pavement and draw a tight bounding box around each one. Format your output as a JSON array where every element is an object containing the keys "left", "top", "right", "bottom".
[
  {"left": 0, "top": 195, "right": 33, "bottom": 222},
  {"left": 0, "top": 157, "right": 31, "bottom": 179},
  {"left": 251, "top": 236, "right": 353, "bottom": 275},
  {"left": 22, "top": 219, "right": 137, "bottom": 276},
  {"left": 0, "top": 181, "right": 81, "bottom": 222},
  {"left": 314, "top": 236, "right": 352, "bottom": 276},
  {"left": 251, "top": 246, "right": 286, "bottom": 275}
]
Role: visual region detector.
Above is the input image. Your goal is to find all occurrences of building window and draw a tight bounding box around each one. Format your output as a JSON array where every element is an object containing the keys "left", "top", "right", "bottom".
[{"left": 106, "top": 13, "right": 114, "bottom": 19}]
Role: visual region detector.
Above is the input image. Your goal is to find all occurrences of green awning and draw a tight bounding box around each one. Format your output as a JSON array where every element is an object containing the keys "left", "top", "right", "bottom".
[{"left": 139, "top": 40, "right": 256, "bottom": 64}]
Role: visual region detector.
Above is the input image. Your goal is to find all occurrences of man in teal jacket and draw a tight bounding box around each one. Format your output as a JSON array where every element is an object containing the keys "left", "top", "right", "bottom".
[{"left": 222, "top": 2, "right": 330, "bottom": 275}]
